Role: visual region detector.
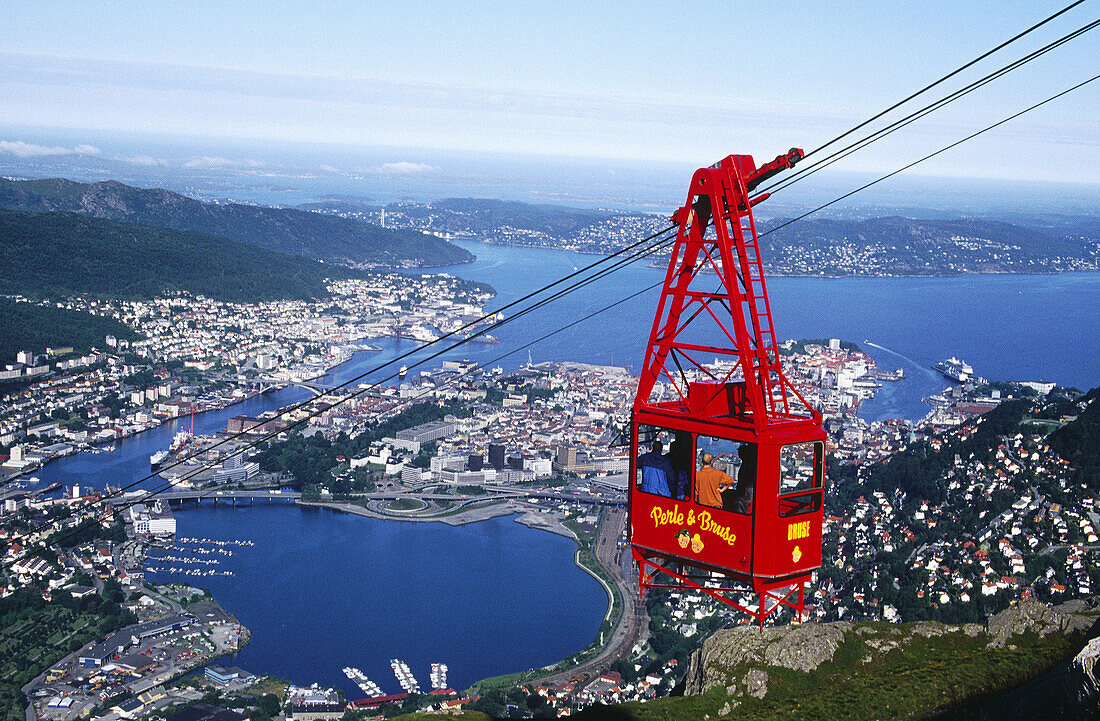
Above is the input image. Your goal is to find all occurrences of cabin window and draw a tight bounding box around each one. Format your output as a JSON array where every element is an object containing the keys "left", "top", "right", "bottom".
[
  {"left": 635, "top": 425, "right": 693, "bottom": 500},
  {"left": 694, "top": 436, "right": 756, "bottom": 515},
  {"left": 777, "top": 441, "right": 824, "bottom": 517}
]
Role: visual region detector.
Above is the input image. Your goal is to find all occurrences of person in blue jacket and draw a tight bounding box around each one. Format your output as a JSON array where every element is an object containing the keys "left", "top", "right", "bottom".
[{"left": 638, "top": 439, "right": 674, "bottom": 497}]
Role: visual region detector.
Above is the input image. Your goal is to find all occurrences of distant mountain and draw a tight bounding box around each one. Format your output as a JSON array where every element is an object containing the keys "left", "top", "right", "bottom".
[
  {"left": 302, "top": 196, "right": 669, "bottom": 256},
  {"left": 0, "top": 178, "right": 474, "bottom": 267},
  {"left": 758, "top": 216, "right": 1098, "bottom": 275},
  {"left": 303, "top": 196, "right": 1099, "bottom": 275},
  {"left": 411, "top": 197, "right": 609, "bottom": 236},
  {"left": 0, "top": 209, "right": 348, "bottom": 302}
]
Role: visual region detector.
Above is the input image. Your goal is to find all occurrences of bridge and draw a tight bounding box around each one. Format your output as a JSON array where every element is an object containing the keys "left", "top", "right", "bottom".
[
  {"left": 161, "top": 489, "right": 301, "bottom": 505},
  {"left": 253, "top": 378, "right": 343, "bottom": 397}
]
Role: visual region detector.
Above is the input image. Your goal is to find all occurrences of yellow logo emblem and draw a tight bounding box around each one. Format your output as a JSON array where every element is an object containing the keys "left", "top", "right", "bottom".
[{"left": 792, "top": 545, "right": 802, "bottom": 564}]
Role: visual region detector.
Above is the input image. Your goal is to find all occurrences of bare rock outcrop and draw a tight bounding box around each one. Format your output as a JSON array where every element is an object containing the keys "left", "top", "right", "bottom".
[
  {"left": 685, "top": 622, "right": 849, "bottom": 695},
  {"left": 684, "top": 597, "right": 1099, "bottom": 711},
  {"left": 986, "top": 598, "right": 1094, "bottom": 648}
]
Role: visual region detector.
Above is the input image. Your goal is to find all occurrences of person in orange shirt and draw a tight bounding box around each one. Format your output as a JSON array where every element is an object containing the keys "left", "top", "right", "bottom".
[{"left": 695, "top": 452, "right": 734, "bottom": 508}]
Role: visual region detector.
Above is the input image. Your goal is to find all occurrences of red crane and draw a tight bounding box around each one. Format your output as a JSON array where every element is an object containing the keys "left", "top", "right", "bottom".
[{"left": 628, "top": 148, "right": 826, "bottom": 627}]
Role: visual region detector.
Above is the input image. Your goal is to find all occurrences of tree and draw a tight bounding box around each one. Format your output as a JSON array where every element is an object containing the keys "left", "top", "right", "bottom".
[{"left": 258, "top": 694, "right": 280, "bottom": 717}]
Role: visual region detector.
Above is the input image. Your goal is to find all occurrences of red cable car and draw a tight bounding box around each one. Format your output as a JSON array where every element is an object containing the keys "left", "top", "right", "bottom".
[{"left": 629, "top": 148, "right": 826, "bottom": 626}]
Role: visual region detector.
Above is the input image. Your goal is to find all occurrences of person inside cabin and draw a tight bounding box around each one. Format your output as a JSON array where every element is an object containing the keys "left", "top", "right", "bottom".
[
  {"left": 728, "top": 443, "right": 757, "bottom": 514},
  {"left": 666, "top": 430, "right": 693, "bottom": 499},
  {"left": 638, "top": 439, "right": 674, "bottom": 497},
  {"left": 695, "top": 451, "right": 734, "bottom": 508}
]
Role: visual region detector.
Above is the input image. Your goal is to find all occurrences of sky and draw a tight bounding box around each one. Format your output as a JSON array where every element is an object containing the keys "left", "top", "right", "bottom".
[{"left": 1, "top": 0, "right": 1098, "bottom": 202}]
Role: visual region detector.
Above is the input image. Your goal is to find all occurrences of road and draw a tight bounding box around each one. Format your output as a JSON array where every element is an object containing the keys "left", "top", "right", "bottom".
[
  {"left": 159, "top": 486, "right": 625, "bottom": 508},
  {"left": 528, "top": 507, "right": 648, "bottom": 688}
]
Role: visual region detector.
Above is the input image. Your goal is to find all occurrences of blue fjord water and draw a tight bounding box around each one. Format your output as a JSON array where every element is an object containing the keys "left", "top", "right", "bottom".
[
  {"left": 33, "top": 240, "right": 1100, "bottom": 693},
  {"left": 151, "top": 505, "right": 604, "bottom": 696}
]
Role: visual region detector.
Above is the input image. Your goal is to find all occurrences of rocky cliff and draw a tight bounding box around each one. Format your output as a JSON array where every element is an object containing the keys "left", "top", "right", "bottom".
[{"left": 681, "top": 598, "right": 1098, "bottom": 720}]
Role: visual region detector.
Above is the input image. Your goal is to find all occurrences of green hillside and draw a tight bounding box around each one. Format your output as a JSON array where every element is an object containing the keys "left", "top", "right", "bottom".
[
  {"left": 0, "top": 209, "right": 344, "bottom": 302},
  {"left": 0, "top": 177, "right": 474, "bottom": 266}
]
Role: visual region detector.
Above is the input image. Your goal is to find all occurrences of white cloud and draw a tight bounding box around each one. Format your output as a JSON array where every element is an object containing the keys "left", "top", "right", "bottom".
[
  {"left": 0, "top": 140, "right": 100, "bottom": 157},
  {"left": 121, "top": 154, "right": 169, "bottom": 167},
  {"left": 184, "top": 155, "right": 263, "bottom": 169},
  {"left": 369, "top": 161, "right": 436, "bottom": 175}
]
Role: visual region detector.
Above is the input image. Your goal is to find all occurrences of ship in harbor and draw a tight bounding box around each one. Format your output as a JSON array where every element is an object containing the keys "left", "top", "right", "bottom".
[
  {"left": 150, "top": 450, "right": 169, "bottom": 468},
  {"left": 430, "top": 663, "right": 448, "bottom": 691},
  {"left": 933, "top": 356, "right": 975, "bottom": 383},
  {"left": 342, "top": 667, "right": 384, "bottom": 698},
  {"left": 169, "top": 429, "right": 192, "bottom": 455},
  {"left": 390, "top": 659, "right": 420, "bottom": 694}
]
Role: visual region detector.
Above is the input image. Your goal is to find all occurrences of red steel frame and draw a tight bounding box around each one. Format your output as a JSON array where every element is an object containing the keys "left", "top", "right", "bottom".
[{"left": 629, "top": 149, "right": 826, "bottom": 627}]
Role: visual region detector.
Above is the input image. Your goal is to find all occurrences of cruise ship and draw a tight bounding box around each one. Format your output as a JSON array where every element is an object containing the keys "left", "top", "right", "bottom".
[
  {"left": 933, "top": 356, "right": 975, "bottom": 382},
  {"left": 342, "top": 667, "right": 384, "bottom": 698},
  {"left": 390, "top": 659, "right": 420, "bottom": 694},
  {"left": 430, "top": 663, "right": 448, "bottom": 691}
]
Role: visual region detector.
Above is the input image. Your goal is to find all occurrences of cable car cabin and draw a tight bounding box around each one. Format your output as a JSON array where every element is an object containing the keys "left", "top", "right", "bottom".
[{"left": 628, "top": 149, "right": 826, "bottom": 626}]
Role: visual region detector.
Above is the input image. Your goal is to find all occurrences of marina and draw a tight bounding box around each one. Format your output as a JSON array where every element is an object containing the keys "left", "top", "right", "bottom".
[
  {"left": 144, "top": 536, "right": 255, "bottom": 579},
  {"left": 430, "top": 662, "right": 449, "bottom": 691},
  {"left": 342, "top": 668, "right": 385, "bottom": 698},
  {"left": 143, "top": 567, "right": 233, "bottom": 577},
  {"left": 390, "top": 659, "right": 421, "bottom": 694}
]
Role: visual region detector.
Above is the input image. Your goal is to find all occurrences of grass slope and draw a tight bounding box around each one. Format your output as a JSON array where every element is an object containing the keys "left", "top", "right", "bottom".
[
  {"left": 0, "top": 209, "right": 344, "bottom": 302},
  {"left": 612, "top": 627, "right": 1084, "bottom": 721}
]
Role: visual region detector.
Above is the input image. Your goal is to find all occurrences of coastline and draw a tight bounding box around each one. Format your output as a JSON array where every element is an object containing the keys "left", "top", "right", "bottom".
[
  {"left": 467, "top": 240, "right": 1100, "bottom": 277},
  {"left": 154, "top": 498, "right": 624, "bottom": 696},
  {"left": 291, "top": 497, "right": 626, "bottom": 684},
  {"left": 3, "top": 346, "right": 369, "bottom": 484}
]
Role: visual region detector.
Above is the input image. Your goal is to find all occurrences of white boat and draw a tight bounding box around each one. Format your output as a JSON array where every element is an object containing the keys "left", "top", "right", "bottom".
[
  {"left": 430, "top": 662, "right": 448, "bottom": 690},
  {"left": 150, "top": 450, "right": 169, "bottom": 467}
]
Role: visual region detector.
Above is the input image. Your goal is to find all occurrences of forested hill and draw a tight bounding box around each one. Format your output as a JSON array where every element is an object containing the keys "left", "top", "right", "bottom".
[
  {"left": 395, "top": 197, "right": 610, "bottom": 236},
  {"left": 1047, "top": 387, "right": 1100, "bottom": 486},
  {"left": 0, "top": 209, "right": 347, "bottom": 302},
  {"left": 0, "top": 298, "right": 139, "bottom": 368},
  {"left": 839, "top": 387, "right": 1096, "bottom": 506},
  {"left": 0, "top": 177, "right": 474, "bottom": 267}
]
